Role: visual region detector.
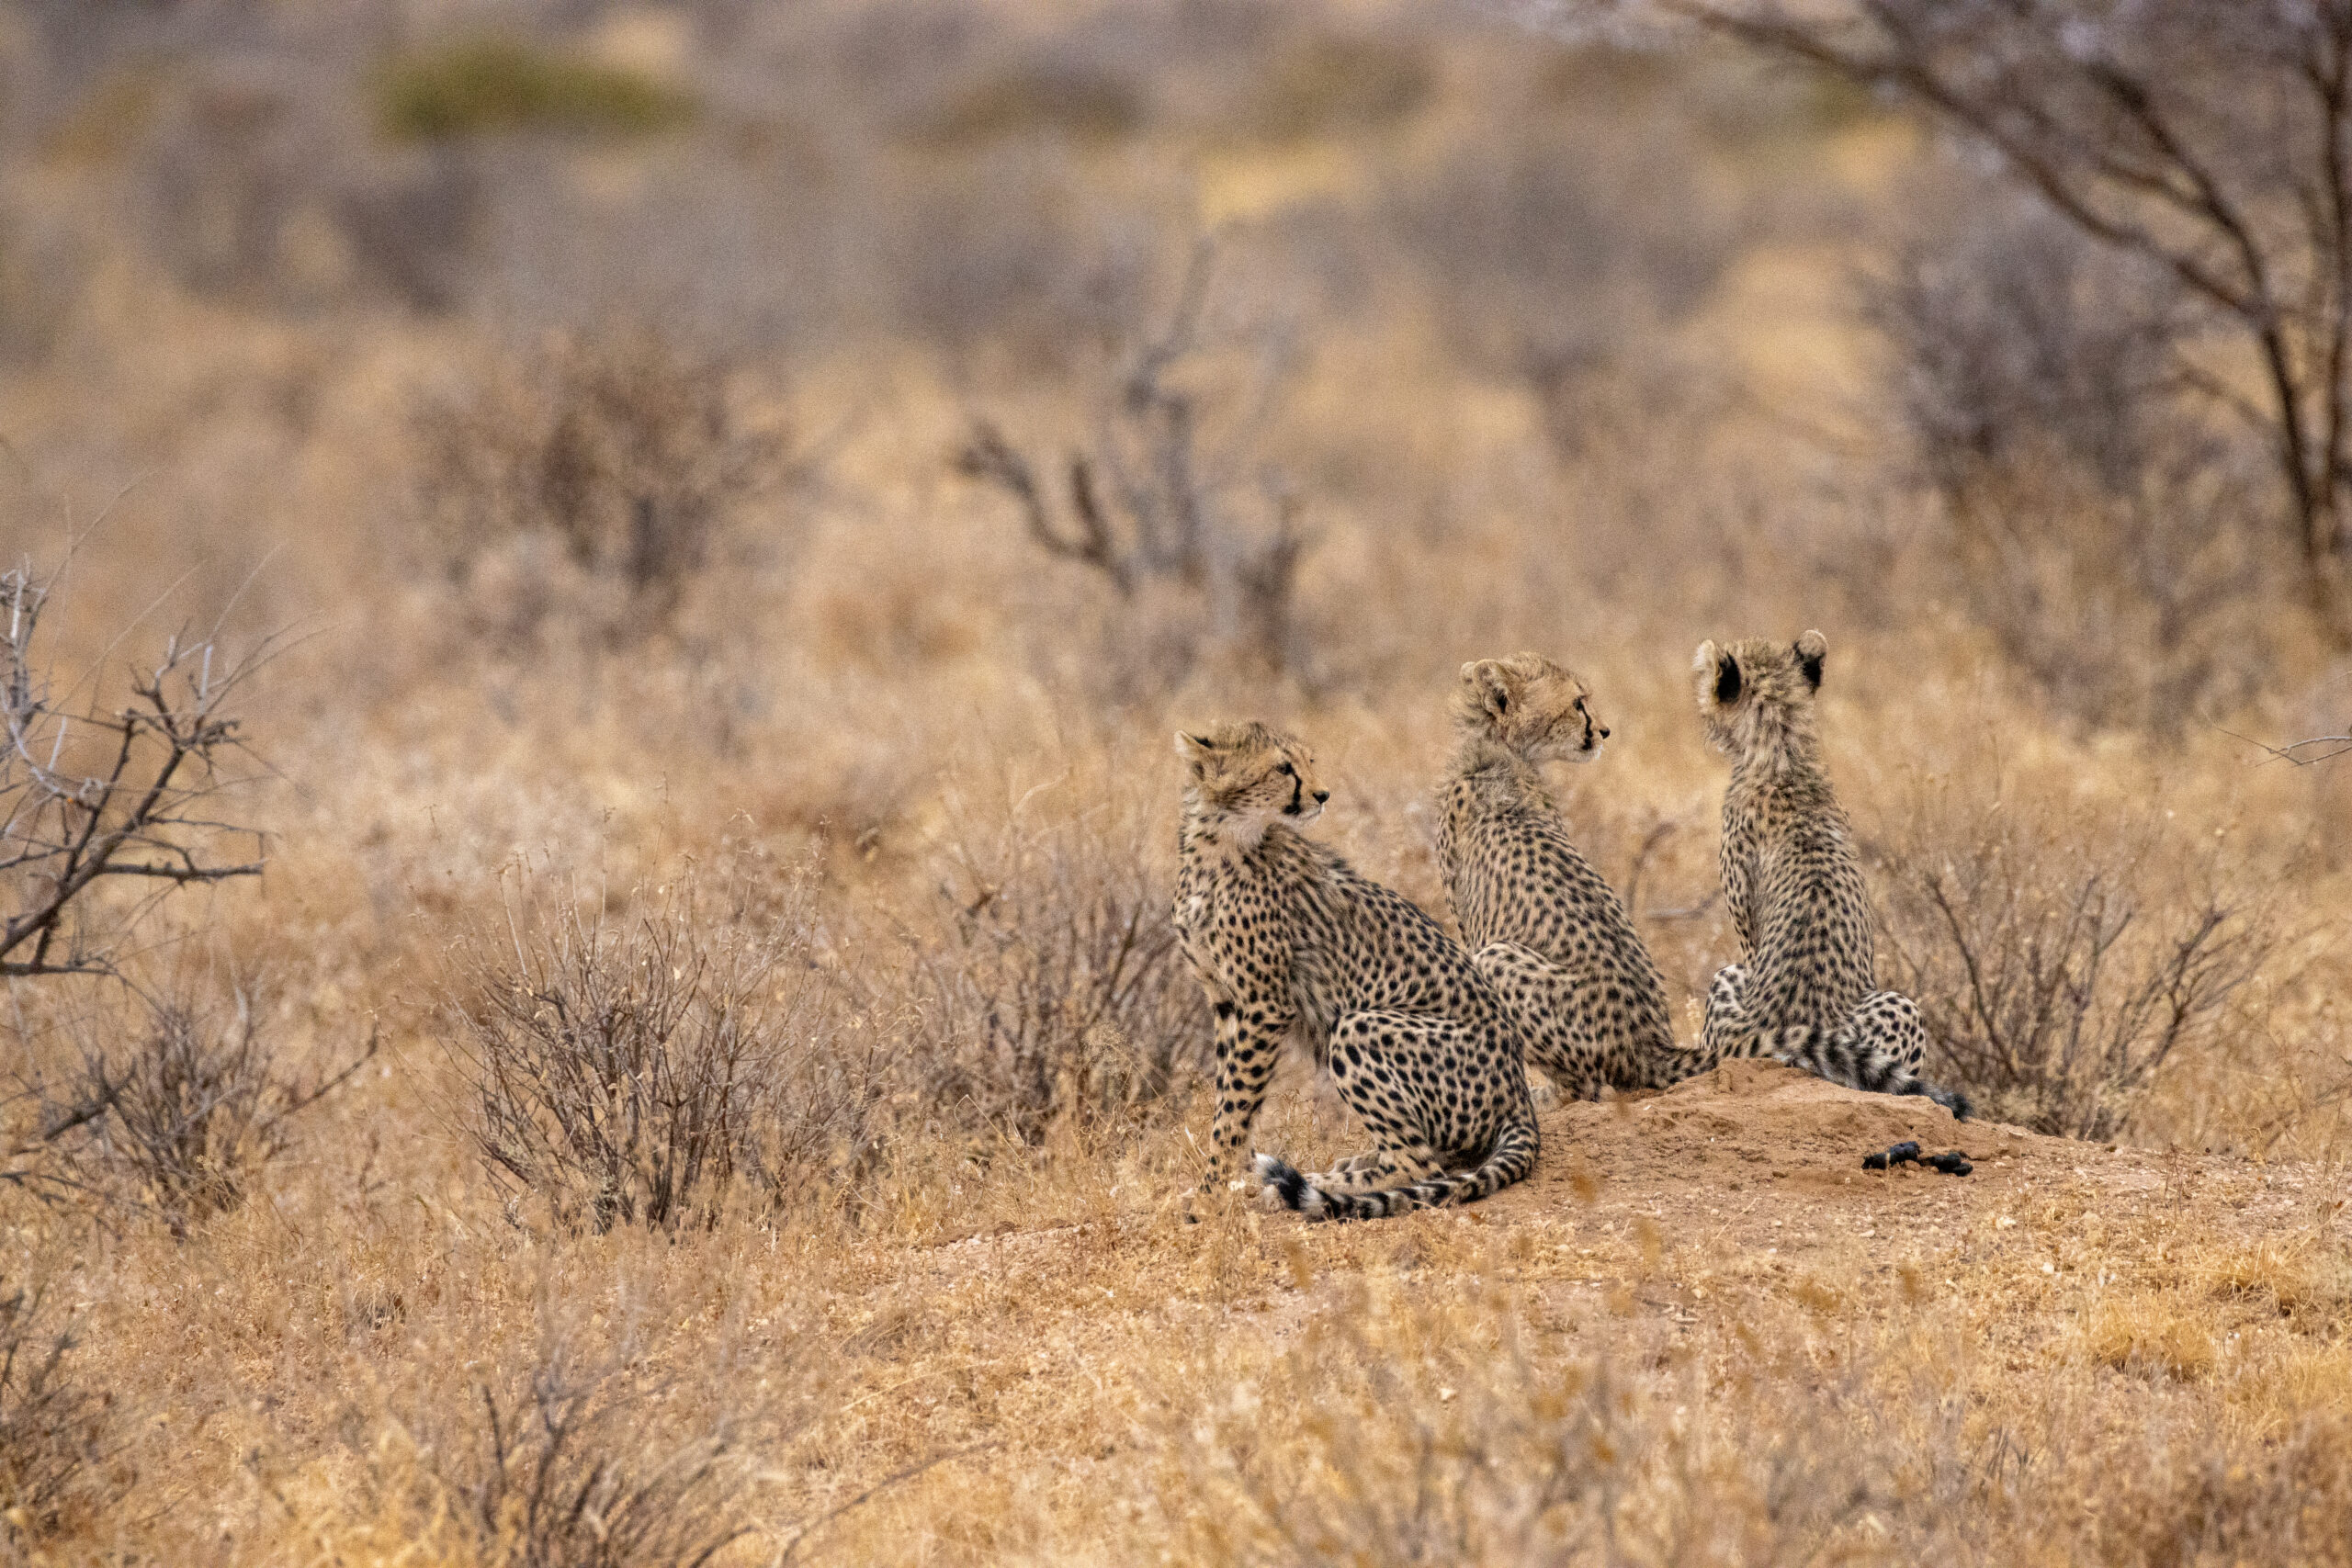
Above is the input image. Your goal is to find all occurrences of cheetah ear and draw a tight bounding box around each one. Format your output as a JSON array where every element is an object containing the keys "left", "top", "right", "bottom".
[
  {"left": 1713, "top": 652, "right": 1742, "bottom": 706},
  {"left": 1793, "top": 629, "right": 1826, "bottom": 693},
  {"left": 1174, "top": 731, "right": 1219, "bottom": 773},
  {"left": 1692, "top": 641, "right": 1723, "bottom": 708},
  {"left": 1461, "top": 660, "right": 1512, "bottom": 719}
]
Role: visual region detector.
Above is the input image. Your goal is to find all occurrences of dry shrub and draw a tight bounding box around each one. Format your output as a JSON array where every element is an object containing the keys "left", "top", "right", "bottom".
[
  {"left": 1870, "top": 785, "right": 2280, "bottom": 1139},
  {"left": 1243, "top": 31, "right": 1431, "bottom": 144},
  {"left": 1165, "top": 1290, "right": 1881, "bottom": 1567},
  {"left": 452, "top": 1366, "right": 748, "bottom": 1568},
  {"left": 120, "top": 59, "right": 479, "bottom": 313},
  {"left": 0, "top": 1277, "right": 126, "bottom": 1545},
  {"left": 413, "top": 333, "right": 788, "bottom": 644},
  {"left": 956, "top": 238, "right": 1315, "bottom": 691},
  {"left": 355, "top": 1335, "right": 772, "bottom": 1568},
  {"left": 72, "top": 981, "right": 374, "bottom": 1237},
  {"left": 447, "top": 870, "right": 885, "bottom": 1233},
  {"left": 1873, "top": 198, "right": 2282, "bottom": 732},
  {"left": 897, "top": 782, "right": 1206, "bottom": 1145},
  {"left": 1391, "top": 110, "right": 1727, "bottom": 409},
  {"left": 913, "top": 56, "right": 1146, "bottom": 148}
]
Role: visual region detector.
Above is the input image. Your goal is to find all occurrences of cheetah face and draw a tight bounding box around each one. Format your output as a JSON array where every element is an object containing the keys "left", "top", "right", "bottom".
[
  {"left": 1691, "top": 630, "right": 1826, "bottom": 758},
  {"left": 1456, "top": 653, "right": 1610, "bottom": 764},
  {"left": 1175, "top": 721, "right": 1331, "bottom": 841}
]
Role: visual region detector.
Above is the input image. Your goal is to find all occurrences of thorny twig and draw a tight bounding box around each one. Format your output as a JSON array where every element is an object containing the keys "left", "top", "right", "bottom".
[
  {"left": 2216, "top": 723, "right": 2352, "bottom": 766},
  {"left": 3, "top": 560, "right": 269, "bottom": 978}
]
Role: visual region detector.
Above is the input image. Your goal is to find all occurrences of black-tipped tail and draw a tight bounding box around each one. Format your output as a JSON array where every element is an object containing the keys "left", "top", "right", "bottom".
[
  {"left": 1252, "top": 1120, "right": 1540, "bottom": 1223},
  {"left": 1770, "top": 1021, "right": 1970, "bottom": 1122},
  {"left": 1894, "top": 1077, "right": 1973, "bottom": 1121}
]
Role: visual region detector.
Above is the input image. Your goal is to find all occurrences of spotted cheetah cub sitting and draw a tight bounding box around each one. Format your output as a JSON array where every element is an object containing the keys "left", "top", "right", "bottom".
[
  {"left": 1173, "top": 722, "right": 1539, "bottom": 1220},
  {"left": 1439, "top": 654, "right": 1714, "bottom": 1099},
  {"left": 1692, "top": 631, "right": 1970, "bottom": 1118}
]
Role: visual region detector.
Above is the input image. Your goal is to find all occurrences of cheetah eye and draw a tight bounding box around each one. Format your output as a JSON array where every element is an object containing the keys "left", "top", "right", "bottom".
[{"left": 1277, "top": 761, "right": 1295, "bottom": 776}]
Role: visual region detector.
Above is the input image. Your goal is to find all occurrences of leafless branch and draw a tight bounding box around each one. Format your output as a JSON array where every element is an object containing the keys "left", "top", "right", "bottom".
[
  {"left": 2216, "top": 724, "right": 2352, "bottom": 766},
  {"left": 953, "top": 233, "right": 1315, "bottom": 680},
  {"left": 1622, "top": 0, "right": 2352, "bottom": 641},
  {"left": 3, "top": 560, "right": 269, "bottom": 980}
]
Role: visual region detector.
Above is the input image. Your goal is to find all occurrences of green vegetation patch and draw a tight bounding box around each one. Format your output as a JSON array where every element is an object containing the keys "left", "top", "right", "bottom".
[{"left": 376, "top": 38, "right": 696, "bottom": 142}]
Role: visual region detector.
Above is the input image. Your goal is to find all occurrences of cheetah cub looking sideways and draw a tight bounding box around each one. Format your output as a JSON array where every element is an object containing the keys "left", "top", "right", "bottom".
[
  {"left": 1693, "top": 631, "right": 1970, "bottom": 1118},
  {"left": 1439, "top": 654, "right": 1713, "bottom": 1097},
  {"left": 1173, "top": 723, "right": 1539, "bottom": 1220}
]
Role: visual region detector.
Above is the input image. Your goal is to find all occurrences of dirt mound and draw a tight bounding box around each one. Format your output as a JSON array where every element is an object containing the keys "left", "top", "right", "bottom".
[{"left": 1492, "top": 1058, "right": 2054, "bottom": 1213}]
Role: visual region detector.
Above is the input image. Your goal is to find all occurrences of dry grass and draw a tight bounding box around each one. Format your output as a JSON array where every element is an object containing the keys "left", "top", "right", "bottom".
[
  {"left": 443, "top": 865, "right": 883, "bottom": 1235},
  {"left": 0, "top": 3, "right": 2348, "bottom": 1564}
]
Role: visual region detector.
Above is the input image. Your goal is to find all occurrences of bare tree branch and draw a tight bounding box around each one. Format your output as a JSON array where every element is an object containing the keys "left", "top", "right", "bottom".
[
  {"left": 1611, "top": 0, "right": 2352, "bottom": 642},
  {"left": 953, "top": 234, "right": 1314, "bottom": 677},
  {"left": 2, "top": 559, "right": 267, "bottom": 980},
  {"left": 2215, "top": 724, "right": 2352, "bottom": 766}
]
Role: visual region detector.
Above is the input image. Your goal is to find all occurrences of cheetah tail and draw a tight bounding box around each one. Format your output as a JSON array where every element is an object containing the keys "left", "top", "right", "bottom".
[
  {"left": 1776, "top": 1026, "right": 1972, "bottom": 1122},
  {"left": 1252, "top": 1119, "right": 1541, "bottom": 1223}
]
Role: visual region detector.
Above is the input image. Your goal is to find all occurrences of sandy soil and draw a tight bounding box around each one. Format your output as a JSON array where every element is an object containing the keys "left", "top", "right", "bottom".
[{"left": 782, "top": 1060, "right": 2346, "bottom": 1560}]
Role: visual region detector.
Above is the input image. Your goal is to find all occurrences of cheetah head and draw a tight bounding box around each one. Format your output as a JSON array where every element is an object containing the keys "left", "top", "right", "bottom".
[
  {"left": 1691, "top": 629, "right": 1827, "bottom": 758},
  {"left": 1455, "top": 653, "right": 1610, "bottom": 764},
  {"left": 1174, "top": 721, "right": 1330, "bottom": 844}
]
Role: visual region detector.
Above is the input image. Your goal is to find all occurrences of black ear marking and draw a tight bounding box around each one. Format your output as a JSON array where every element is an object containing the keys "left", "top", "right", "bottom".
[
  {"left": 1794, "top": 645, "right": 1824, "bottom": 692},
  {"left": 1714, "top": 654, "right": 1742, "bottom": 705}
]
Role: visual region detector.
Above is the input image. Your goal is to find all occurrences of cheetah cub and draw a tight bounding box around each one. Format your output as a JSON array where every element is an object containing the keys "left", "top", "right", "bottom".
[
  {"left": 1439, "top": 654, "right": 1714, "bottom": 1098},
  {"left": 1173, "top": 722, "right": 1539, "bottom": 1220},
  {"left": 1692, "top": 631, "right": 1970, "bottom": 1118}
]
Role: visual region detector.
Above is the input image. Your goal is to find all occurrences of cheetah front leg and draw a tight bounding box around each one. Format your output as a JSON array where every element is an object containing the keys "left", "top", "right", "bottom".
[{"left": 1202, "top": 1000, "right": 1288, "bottom": 1192}]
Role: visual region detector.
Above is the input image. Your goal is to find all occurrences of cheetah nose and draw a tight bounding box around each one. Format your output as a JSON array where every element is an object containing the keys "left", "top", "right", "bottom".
[
  {"left": 1312, "top": 789, "right": 1329, "bottom": 804},
  {"left": 1598, "top": 727, "right": 1611, "bottom": 739}
]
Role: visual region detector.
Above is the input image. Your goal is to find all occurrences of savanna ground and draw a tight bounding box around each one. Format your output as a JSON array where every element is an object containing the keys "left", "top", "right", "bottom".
[{"left": 2, "top": 2, "right": 2350, "bottom": 1562}]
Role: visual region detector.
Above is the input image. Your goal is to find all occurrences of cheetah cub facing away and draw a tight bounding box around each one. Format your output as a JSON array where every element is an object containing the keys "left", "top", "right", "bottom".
[
  {"left": 1440, "top": 654, "right": 1714, "bottom": 1097},
  {"left": 1173, "top": 723, "right": 1539, "bottom": 1220},
  {"left": 1692, "top": 631, "right": 1970, "bottom": 1118}
]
